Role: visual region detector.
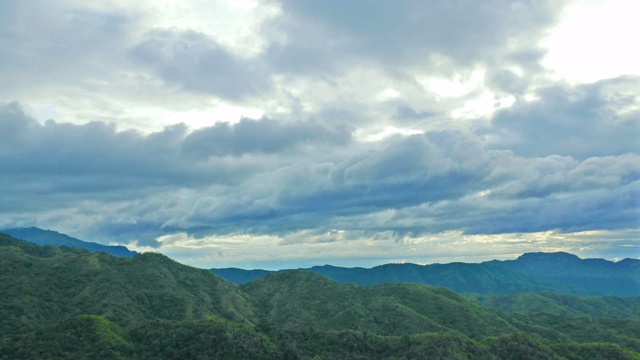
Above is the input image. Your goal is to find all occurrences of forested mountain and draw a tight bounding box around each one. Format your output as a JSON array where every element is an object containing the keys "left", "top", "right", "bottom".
[
  {"left": 213, "top": 252, "right": 640, "bottom": 296},
  {"left": 0, "top": 233, "right": 252, "bottom": 336},
  {"left": 212, "top": 267, "right": 273, "bottom": 284},
  {"left": 495, "top": 252, "right": 640, "bottom": 296},
  {"left": 2, "top": 227, "right": 138, "bottom": 258},
  {"left": 242, "top": 270, "right": 512, "bottom": 338},
  {"left": 467, "top": 293, "right": 640, "bottom": 319},
  {"left": 1, "top": 232, "right": 640, "bottom": 359}
]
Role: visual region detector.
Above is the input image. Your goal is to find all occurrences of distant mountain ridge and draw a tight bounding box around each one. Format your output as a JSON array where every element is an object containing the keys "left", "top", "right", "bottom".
[
  {"left": 1, "top": 227, "right": 138, "bottom": 258},
  {"left": 1, "top": 233, "right": 639, "bottom": 359},
  {"left": 3, "top": 227, "right": 637, "bottom": 296},
  {"left": 212, "top": 251, "right": 640, "bottom": 296}
]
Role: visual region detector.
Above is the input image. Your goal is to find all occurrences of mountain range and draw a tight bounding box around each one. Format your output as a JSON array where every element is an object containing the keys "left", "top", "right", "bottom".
[
  {"left": 1, "top": 227, "right": 138, "bottom": 258},
  {"left": 213, "top": 252, "right": 640, "bottom": 297},
  {"left": 1, "top": 231, "right": 639, "bottom": 359},
  {"left": 4, "top": 227, "right": 638, "bottom": 297}
]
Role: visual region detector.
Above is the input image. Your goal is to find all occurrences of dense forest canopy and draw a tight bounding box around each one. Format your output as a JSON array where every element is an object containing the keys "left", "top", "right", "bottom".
[{"left": 1, "top": 233, "right": 639, "bottom": 359}]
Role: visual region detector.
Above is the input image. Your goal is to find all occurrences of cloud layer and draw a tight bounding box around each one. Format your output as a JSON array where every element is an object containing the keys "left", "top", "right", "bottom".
[{"left": 0, "top": 0, "right": 638, "bottom": 268}]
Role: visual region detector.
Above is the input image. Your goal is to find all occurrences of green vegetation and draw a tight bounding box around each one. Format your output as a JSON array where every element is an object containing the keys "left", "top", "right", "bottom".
[
  {"left": 1, "top": 315, "right": 130, "bottom": 359},
  {"left": 242, "top": 270, "right": 513, "bottom": 338},
  {"left": 468, "top": 293, "right": 640, "bottom": 319},
  {"left": 0, "top": 233, "right": 254, "bottom": 336},
  {"left": 1, "top": 233, "right": 639, "bottom": 359}
]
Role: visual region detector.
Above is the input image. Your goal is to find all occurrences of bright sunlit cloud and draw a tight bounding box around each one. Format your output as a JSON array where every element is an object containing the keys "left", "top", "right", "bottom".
[
  {"left": 125, "top": 229, "right": 639, "bottom": 270},
  {"left": 541, "top": 0, "right": 640, "bottom": 83}
]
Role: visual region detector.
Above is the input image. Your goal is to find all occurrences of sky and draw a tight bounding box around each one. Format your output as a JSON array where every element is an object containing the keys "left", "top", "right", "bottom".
[{"left": 0, "top": 0, "right": 638, "bottom": 270}]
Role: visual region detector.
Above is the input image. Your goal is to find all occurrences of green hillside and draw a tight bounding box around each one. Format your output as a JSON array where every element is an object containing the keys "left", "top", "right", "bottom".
[
  {"left": 0, "top": 233, "right": 254, "bottom": 336},
  {"left": 314, "top": 262, "right": 569, "bottom": 293},
  {"left": 468, "top": 293, "right": 640, "bottom": 319},
  {"left": 242, "top": 270, "right": 512, "bottom": 338},
  {"left": 0, "top": 315, "right": 130, "bottom": 359},
  {"left": 1, "top": 233, "right": 639, "bottom": 359}
]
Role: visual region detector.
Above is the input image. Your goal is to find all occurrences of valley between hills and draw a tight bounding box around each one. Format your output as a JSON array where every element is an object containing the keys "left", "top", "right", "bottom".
[{"left": 1, "top": 230, "right": 639, "bottom": 359}]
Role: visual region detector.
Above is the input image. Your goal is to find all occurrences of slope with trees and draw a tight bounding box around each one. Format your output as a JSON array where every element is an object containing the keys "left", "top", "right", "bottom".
[{"left": 1, "top": 233, "right": 639, "bottom": 359}]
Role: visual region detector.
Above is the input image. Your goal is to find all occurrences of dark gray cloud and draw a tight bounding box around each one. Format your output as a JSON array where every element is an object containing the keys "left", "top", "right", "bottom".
[
  {"left": 2, "top": 78, "right": 638, "bottom": 247},
  {"left": 0, "top": 0, "right": 636, "bottom": 265},
  {"left": 0, "top": 1, "right": 131, "bottom": 96},
  {"left": 180, "top": 132, "right": 489, "bottom": 233},
  {"left": 0, "top": 102, "right": 39, "bottom": 149},
  {"left": 171, "top": 130, "right": 639, "bottom": 238},
  {"left": 2, "top": 97, "right": 639, "bottom": 243},
  {"left": 394, "top": 104, "right": 439, "bottom": 121},
  {"left": 0, "top": 103, "right": 353, "bottom": 237},
  {"left": 182, "top": 117, "right": 353, "bottom": 157},
  {"left": 132, "top": 30, "right": 272, "bottom": 99},
  {"left": 485, "top": 69, "right": 529, "bottom": 96},
  {"left": 334, "top": 131, "right": 487, "bottom": 187},
  {"left": 0, "top": 103, "right": 353, "bottom": 192},
  {"left": 459, "top": 179, "right": 640, "bottom": 234},
  {"left": 266, "top": 0, "right": 561, "bottom": 75},
  {"left": 479, "top": 77, "right": 640, "bottom": 158}
]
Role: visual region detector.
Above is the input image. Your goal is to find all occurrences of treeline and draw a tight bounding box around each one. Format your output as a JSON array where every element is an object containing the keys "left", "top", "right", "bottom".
[
  {"left": 1, "top": 233, "right": 639, "bottom": 359},
  {"left": 3, "top": 317, "right": 639, "bottom": 359}
]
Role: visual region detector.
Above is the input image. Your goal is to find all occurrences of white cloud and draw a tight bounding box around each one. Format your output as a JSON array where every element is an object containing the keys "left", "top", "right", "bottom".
[
  {"left": 541, "top": 0, "right": 640, "bottom": 83},
  {"left": 125, "top": 228, "right": 639, "bottom": 269}
]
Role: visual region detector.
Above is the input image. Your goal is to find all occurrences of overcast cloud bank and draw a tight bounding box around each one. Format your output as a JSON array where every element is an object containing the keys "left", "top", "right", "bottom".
[{"left": 0, "top": 0, "right": 638, "bottom": 268}]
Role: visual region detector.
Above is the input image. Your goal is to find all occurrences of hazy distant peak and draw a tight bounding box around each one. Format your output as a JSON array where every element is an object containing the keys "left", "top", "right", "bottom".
[
  {"left": 516, "top": 252, "right": 580, "bottom": 262},
  {"left": 1, "top": 227, "right": 138, "bottom": 258}
]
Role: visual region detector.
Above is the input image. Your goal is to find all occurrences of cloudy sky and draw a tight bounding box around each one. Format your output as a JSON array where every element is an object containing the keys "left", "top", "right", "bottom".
[{"left": 1, "top": 0, "right": 638, "bottom": 269}]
